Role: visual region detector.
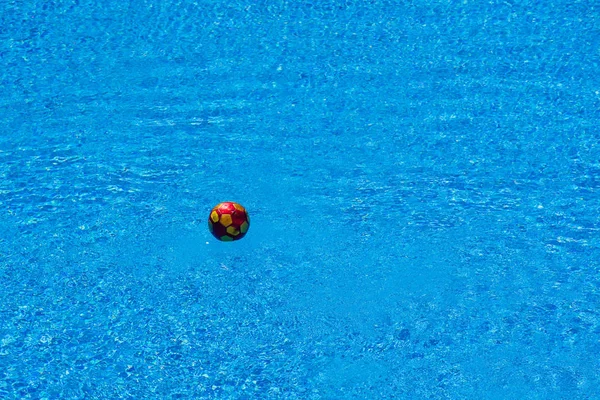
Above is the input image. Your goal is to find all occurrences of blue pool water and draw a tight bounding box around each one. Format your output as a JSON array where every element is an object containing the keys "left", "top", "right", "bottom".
[{"left": 1, "top": 1, "right": 600, "bottom": 398}]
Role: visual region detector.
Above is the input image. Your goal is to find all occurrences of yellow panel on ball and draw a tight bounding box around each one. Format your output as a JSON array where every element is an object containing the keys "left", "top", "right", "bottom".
[
  {"left": 220, "top": 214, "right": 232, "bottom": 227},
  {"left": 233, "top": 203, "right": 246, "bottom": 212},
  {"left": 226, "top": 226, "right": 239, "bottom": 236},
  {"left": 210, "top": 211, "right": 219, "bottom": 223},
  {"left": 240, "top": 221, "right": 248, "bottom": 234}
]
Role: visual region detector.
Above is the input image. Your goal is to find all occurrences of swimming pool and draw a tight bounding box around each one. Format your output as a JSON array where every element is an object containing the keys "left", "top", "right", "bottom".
[{"left": 1, "top": 1, "right": 599, "bottom": 398}]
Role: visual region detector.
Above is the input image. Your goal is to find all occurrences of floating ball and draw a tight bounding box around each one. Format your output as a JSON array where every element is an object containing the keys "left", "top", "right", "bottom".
[{"left": 208, "top": 201, "right": 250, "bottom": 242}]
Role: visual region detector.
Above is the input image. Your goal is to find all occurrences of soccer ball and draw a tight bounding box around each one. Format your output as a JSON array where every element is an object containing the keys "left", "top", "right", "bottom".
[{"left": 208, "top": 202, "right": 250, "bottom": 242}]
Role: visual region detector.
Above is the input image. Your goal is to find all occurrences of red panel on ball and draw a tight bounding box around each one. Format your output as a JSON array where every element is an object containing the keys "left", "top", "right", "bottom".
[
  {"left": 231, "top": 211, "right": 247, "bottom": 227},
  {"left": 210, "top": 221, "right": 228, "bottom": 238},
  {"left": 218, "top": 202, "right": 236, "bottom": 214}
]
